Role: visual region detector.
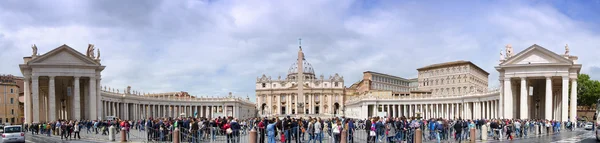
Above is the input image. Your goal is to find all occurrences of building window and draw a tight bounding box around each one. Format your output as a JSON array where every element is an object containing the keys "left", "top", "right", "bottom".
[
  {"left": 10, "top": 109, "right": 13, "bottom": 115},
  {"left": 10, "top": 89, "right": 13, "bottom": 93},
  {"left": 262, "top": 83, "right": 266, "bottom": 88},
  {"left": 273, "top": 84, "right": 276, "bottom": 87},
  {"left": 334, "top": 82, "right": 339, "bottom": 87},
  {"left": 10, "top": 98, "right": 13, "bottom": 104}
]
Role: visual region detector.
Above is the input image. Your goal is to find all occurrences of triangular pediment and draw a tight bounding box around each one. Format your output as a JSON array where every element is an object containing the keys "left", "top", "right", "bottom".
[
  {"left": 501, "top": 44, "right": 572, "bottom": 66},
  {"left": 29, "top": 45, "right": 99, "bottom": 65}
]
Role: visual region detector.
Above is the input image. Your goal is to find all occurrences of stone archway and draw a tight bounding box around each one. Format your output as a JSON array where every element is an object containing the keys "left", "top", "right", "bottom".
[
  {"left": 261, "top": 103, "right": 267, "bottom": 115},
  {"left": 334, "top": 103, "right": 340, "bottom": 115}
]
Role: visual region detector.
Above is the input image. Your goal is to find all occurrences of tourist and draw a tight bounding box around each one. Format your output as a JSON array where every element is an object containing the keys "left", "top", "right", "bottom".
[
  {"left": 454, "top": 120, "right": 463, "bottom": 143},
  {"left": 505, "top": 121, "right": 513, "bottom": 140},
  {"left": 307, "top": 119, "right": 315, "bottom": 143},
  {"left": 385, "top": 118, "right": 395, "bottom": 142},
  {"left": 74, "top": 122, "right": 81, "bottom": 139},
  {"left": 347, "top": 119, "right": 355, "bottom": 143},
  {"left": 267, "top": 119, "right": 276, "bottom": 143},
  {"left": 332, "top": 119, "right": 341, "bottom": 143},
  {"left": 258, "top": 118, "right": 266, "bottom": 143},
  {"left": 231, "top": 118, "right": 241, "bottom": 143},
  {"left": 369, "top": 118, "right": 376, "bottom": 143},
  {"left": 315, "top": 118, "right": 323, "bottom": 143}
]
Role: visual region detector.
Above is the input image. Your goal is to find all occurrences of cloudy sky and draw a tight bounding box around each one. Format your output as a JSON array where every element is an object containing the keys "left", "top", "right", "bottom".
[{"left": 1, "top": 0, "right": 600, "bottom": 101}]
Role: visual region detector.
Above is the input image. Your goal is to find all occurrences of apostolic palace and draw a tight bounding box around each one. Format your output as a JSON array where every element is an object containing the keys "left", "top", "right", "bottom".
[{"left": 18, "top": 42, "right": 582, "bottom": 124}]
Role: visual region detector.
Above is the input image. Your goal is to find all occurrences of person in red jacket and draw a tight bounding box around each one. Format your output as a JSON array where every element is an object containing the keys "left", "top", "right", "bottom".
[
  {"left": 222, "top": 120, "right": 232, "bottom": 142},
  {"left": 258, "top": 118, "right": 266, "bottom": 143}
]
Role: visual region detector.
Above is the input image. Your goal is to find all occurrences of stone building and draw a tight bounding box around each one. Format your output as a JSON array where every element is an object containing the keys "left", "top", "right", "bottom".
[
  {"left": 496, "top": 44, "right": 580, "bottom": 122},
  {"left": 417, "top": 60, "right": 489, "bottom": 95},
  {"left": 0, "top": 75, "right": 22, "bottom": 124},
  {"left": 347, "top": 71, "right": 412, "bottom": 96},
  {"left": 21, "top": 44, "right": 256, "bottom": 123},
  {"left": 255, "top": 47, "right": 345, "bottom": 118}
]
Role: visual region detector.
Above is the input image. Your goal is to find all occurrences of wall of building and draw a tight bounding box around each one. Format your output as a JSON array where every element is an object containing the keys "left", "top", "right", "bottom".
[
  {"left": 0, "top": 75, "right": 21, "bottom": 124},
  {"left": 417, "top": 62, "right": 489, "bottom": 96}
]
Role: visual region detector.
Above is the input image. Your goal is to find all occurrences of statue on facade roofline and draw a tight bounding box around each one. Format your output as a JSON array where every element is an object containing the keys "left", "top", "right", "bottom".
[
  {"left": 31, "top": 44, "right": 38, "bottom": 56},
  {"left": 86, "top": 44, "right": 95, "bottom": 58},
  {"left": 565, "top": 44, "right": 570, "bottom": 55},
  {"left": 505, "top": 44, "right": 513, "bottom": 58}
]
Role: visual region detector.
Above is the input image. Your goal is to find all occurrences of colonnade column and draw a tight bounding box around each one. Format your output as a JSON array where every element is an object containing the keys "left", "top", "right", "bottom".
[
  {"left": 545, "top": 77, "right": 552, "bottom": 120},
  {"left": 561, "top": 77, "right": 569, "bottom": 121},
  {"left": 502, "top": 78, "right": 511, "bottom": 119},
  {"left": 89, "top": 77, "right": 97, "bottom": 120},
  {"left": 48, "top": 76, "right": 56, "bottom": 121},
  {"left": 570, "top": 78, "right": 577, "bottom": 123},
  {"left": 32, "top": 76, "right": 40, "bottom": 123},
  {"left": 420, "top": 104, "right": 424, "bottom": 119},
  {"left": 520, "top": 77, "right": 528, "bottom": 119},
  {"left": 73, "top": 76, "right": 81, "bottom": 120}
]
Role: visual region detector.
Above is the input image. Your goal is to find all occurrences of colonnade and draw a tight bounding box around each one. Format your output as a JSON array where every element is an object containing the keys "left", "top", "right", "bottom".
[
  {"left": 100, "top": 100, "right": 242, "bottom": 120},
  {"left": 372, "top": 100, "right": 499, "bottom": 120}
]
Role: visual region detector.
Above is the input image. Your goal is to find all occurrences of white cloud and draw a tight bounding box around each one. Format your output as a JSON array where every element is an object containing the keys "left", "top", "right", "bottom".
[{"left": 1, "top": 0, "right": 599, "bottom": 102}]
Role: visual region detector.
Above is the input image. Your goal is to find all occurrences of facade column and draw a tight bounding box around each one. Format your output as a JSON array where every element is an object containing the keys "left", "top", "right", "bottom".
[
  {"left": 48, "top": 76, "right": 56, "bottom": 121},
  {"left": 428, "top": 104, "right": 431, "bottom": 119},
  {"left": 520, "top": 77, "right": 528, "bottom": 119},
  {"left": 477, "top": 102, "right": 481, "bottom": 119},
  {"left": 434, "top": 104, "right": 438, "bottom": 118},
  {"left": 404, "top": 105, "right": 407, "bottom": 117},
  {"left": 545, "top": 77, "right": 552, "bottom": 120},
  {"left": 561, "top": 77, "right": 569, "bottom": 122},
  {"left": 73, "top": 76, "right": 81, "bottom": 120},
  {"left": 306, "top": 94, "right": 315, "bottom": 114},
  {"left": 391, "top": 105, "right": 395, "bottom": 118},
  {"left": 409, "top": 104, "right": 412, "bottom": 117},
  {"left": 503, "top": 78, "right": 512, "bottom": 119},
  {"left": 445, "top": 103, "right": 449, "bottom": 119},
  {"left": 450, "top": 103, "right": 453, "bottom": 119},
  {"left": 420, "top": 104, "right": 424, "bottom": 119},
  {"left": 103, "top": 101, "right": 107, "bottom": 118},
  {"left": 32, "top": 76, "right": 40, "bottom": 123},
  {"left": 493, "top": 100, "right": 497, "bottom": 118},
  {"left": 89, "top": 77, "right": 97, "bottom": 120},
  {"left": 570, "top": 78, "right": 577, "bottom": 123},
  {"left": 117, "top": 103, "right": 121, "bottom": 118},
  {"left": 24, "top": 77, "right": 31, "bottom": 124}
]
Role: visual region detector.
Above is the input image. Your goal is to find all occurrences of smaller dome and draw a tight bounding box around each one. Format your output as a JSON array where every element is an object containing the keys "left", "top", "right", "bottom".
[{"left": 288, "top": 60, "right": 315, "bottom": 76}]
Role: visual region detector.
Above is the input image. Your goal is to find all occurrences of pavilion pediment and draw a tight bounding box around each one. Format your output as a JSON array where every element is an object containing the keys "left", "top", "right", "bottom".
[
  {"left": 28, "top": 45, "right": 99, "bottom": 66},
  {"left": 501, "top": 44, "right": 572, "bottom": 66}
]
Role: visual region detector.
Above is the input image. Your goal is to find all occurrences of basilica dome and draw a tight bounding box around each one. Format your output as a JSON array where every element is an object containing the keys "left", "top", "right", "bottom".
[{"left": 288, "top": 59, "right": 315, "bottom": 76}]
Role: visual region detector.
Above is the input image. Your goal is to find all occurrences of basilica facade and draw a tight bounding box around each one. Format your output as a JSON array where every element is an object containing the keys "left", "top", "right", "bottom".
[{"left": 255, "top": 47, "right": 345, "bottom": 118}]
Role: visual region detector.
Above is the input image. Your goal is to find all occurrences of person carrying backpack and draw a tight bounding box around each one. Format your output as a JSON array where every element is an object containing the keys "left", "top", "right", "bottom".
[{"left": 435, "top": 120, "right": 442, "bottom": 143}]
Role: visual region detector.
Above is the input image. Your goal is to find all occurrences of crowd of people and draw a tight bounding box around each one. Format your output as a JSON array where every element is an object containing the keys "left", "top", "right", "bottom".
[
  {"left": 24, "top": 119, "right": 123, "bottom": 140},
  {"left": 22, "top": 115, "right": 585, "bottom": 143},
  {"left": 252, "top": 116, "right": 582, "bottom": 143}
]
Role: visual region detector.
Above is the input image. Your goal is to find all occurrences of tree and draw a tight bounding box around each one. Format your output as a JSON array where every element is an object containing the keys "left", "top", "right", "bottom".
[{"left": 576, "top": 74, "right": 600, "bottom": 110}]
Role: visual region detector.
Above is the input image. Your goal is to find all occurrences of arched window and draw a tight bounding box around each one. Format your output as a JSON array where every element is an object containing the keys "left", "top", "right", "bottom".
[{"left": 262, "top": 83, "right": 266, "bottom": 88}]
